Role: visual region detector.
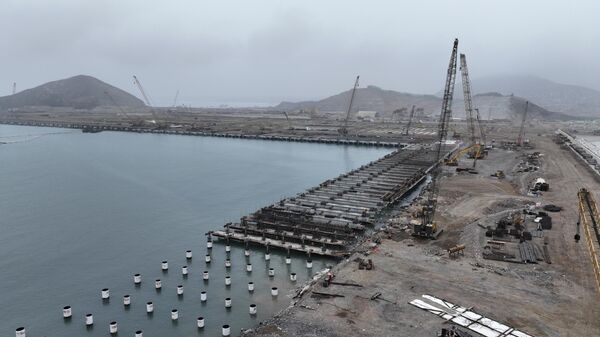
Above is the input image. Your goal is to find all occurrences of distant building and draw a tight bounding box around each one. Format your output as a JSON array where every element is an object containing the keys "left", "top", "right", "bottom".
[{"left": 356, "top": 111, "right": 377, "bottom": 120}]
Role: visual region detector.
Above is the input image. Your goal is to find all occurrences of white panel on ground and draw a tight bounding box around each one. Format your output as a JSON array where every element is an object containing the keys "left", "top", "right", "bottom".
[{"left": 409, "top": 294, "right": 534, "bottom": 337}]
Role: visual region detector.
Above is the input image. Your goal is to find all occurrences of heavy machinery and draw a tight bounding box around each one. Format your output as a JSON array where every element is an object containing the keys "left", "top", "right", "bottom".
[
  {"left": 474, "top": 108, "right": 487, "bottom": 147},
  {"left": 12, "top": 82, "right": 16, "bottom": 95},
  {"left": 446, "top": 53, "right": 485, "bottom": 169},
  {"left": 413, "top": 38, "right": 459, "bottom": 239},
  {"left": 391, "top": 107, "right": 407, "bottom": 122},
  {"left": 445, "top": 143, "right": 482, "bottom": 166},
  {"left": 133, "top": 75, "right": 152, "bottom": 106},
  {"left": 172, "top": 90, "right": 180, "bottom": 108},
  {"left": 282, "top": 111, "right": 293, "bottom": 130},
  {"left": 405, "top": 105, "right": 416, "bottom": 136},
  {"left": 166, "top": 89, "right": 182, "bottom": 116},
  {"left": 103, "top": 90, "right": 144, "bottom": 127},
  {"left": 517, "top": 101, "right": 529, "bottom": 147},
  {"left": 133, "top": 75, "right": 168, "bottom": 129},
  {"left": 461, "top": 54, "right": 477, "bottom": 146},
  {"left": 338, "top": 75, "right": 360, "bottom": 137}
]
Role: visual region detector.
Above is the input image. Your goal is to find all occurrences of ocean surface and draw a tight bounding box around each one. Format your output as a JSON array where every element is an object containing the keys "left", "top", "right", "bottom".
[
  {"left": 0, "top": 125, "right": 390, "bottom": 337},
  {"left": 581, "top": 135, "right": 600, "bottom": 154}
]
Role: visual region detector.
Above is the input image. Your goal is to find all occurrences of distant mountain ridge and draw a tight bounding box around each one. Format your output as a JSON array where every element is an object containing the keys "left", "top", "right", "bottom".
[
  {"left": 467, "top": 75, "right": 600, "bottom": 117},
  {"left": 0, "top": 75, "right": 145, "bottom": 110},
  {"left": 454, "top": 92, "right": 575, "bottom": 121},
  {"left": 276, "top": 85, "right": 575, "bottom": 121},
  {"left": 276, "top": 85, "right": 443, "bottom": 115}
]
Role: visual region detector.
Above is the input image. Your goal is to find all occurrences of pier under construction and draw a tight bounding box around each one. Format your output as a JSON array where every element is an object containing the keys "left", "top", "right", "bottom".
[{"left": 213, "top": 145, "right": 452, "bottom": 257}]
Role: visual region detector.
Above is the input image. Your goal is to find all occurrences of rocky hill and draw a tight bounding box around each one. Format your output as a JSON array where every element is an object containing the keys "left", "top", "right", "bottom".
[
  {"left": 0, "top": 75, "right": 145, "bottom": 110},
  {"left": 276, "top": 85, "right": 575, "bottom": 121},
  {"left": 276, "top": 85, "right": 442, "bottom": 115},
  {"left": 467, "top": 75, "right": 600, "bottom": 117},
  {"left": 453, "top": 92, "right": 575, "bottom": 121}
]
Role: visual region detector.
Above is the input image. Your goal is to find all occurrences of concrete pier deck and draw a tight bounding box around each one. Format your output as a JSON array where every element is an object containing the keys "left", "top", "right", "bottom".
[
  {"left": 0, "top": 120, "right": 401, "bottom": 148},
  {"left": 556, "top": 129, "right": 600, "bottom": 177},
  {"left": 213, "top": 145, "right": 454, "bottom": 257}
]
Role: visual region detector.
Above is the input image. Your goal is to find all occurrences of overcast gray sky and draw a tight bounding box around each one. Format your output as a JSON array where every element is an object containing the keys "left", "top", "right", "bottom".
[{"left": 1, "top": 0, "right": 598, "bottom": 106}]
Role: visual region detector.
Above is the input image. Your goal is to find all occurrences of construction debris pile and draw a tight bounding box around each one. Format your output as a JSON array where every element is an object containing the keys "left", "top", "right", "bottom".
[
  {"left": 213, "top": 146, "right": 449, "bottom": 257},
  {"left": 439, "top": 327, "right": 475, "bottom": 337},
  {"left": 356, "top": 257, "right": 374, "bottom": 270},
  {"left": 485, "top": 212, "right": 528, "bottom": 240},
  {"left": 483, "top": 210, "right": 552, "bottom": 264},
  {"left": 532, "top": 211, "right": 553, "bottom": 230},
  {"left": 515, "top": 152, "right": 542, "bottom": 173}
]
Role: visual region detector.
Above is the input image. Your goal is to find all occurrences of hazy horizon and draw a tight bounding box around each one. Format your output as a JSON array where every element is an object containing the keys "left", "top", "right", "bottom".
[{"left": 2, "top": 0, "right": 599, "bottom": 106}]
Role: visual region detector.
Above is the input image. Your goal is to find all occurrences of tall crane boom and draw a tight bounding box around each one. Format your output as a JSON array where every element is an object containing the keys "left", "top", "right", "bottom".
[
  {"left": 458, "top": 53, "right": 486, "bottom": 168},
  {"left": 338, "top": 75, "right": 360, "bottom": 136},
  {"left": 132, "top": 75, "right": 167, "bottom": 129},
  {"left": 405, "top": 105, "right": 416, "bottom": 136},
  {"left": 414, "top": 38, "right": 459, "bottom": 239},
  {"left": 12, "top": 82, "right": 16, "bottom": 95},
  {"left": 172, "top": 90, "right": 180, "bottom": 108},
  {"left": 474, "top": 108, "right": 486, "bottom": 145},
  {"left": 437, "top": 39, "right": 459, "bottom": 148},
  {"left": 459, "top": 54, "right": 477, "bottom": 145},
  {"left": 133, "top": 75, "right": 152, "bottom": 107},
  {"left": 517, "top": 101, "right": 529, "bottom": 147},
  {"left": 282, "top": 111, "right": 292, "bottom": 129}
]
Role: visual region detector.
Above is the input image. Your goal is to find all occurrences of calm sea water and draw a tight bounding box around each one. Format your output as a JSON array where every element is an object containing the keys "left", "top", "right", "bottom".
[
  {"left": 581, "top": 135, "right": 600, "bottom": 153},
  {"left": 0, "top": 125, "right": 390, "bottom": 337}
]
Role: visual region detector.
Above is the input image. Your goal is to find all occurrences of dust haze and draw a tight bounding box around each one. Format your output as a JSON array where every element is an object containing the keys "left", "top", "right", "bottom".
[{"left": 1, "top": 0, "right": 598, "bottom": 106}]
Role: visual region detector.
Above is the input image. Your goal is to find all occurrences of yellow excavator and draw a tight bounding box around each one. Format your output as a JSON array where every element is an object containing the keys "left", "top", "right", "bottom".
[{"left": 445, "top": 143, "right": 484, "bottom": 166}]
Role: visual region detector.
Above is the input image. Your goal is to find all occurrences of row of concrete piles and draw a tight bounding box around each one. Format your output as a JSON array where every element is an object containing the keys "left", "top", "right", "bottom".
[{"left": 213, "top": 145, "right": 441, "bottom": 257}]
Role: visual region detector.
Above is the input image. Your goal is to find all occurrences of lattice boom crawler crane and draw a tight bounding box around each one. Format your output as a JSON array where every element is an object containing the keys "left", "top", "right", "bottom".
[{"left": 412, "top": 38, "right": 459, "bottom": 239}]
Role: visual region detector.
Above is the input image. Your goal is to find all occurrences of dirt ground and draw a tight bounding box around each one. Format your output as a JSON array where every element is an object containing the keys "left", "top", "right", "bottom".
[
  {"left": 0, "top": 109, "right": 439, "bottom": 144},
  {"left": 243, "top": 135, "right": 600, "bottom": 337}
]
